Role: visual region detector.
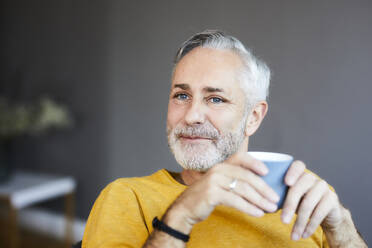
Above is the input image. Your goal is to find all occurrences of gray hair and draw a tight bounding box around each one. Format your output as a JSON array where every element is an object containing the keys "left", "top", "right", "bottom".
[{"left": 174, "top": 30, "right": 271, "bottom": 110}]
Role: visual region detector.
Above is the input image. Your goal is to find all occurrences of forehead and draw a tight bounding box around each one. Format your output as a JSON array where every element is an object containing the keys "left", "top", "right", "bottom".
[{"left": 172, "top": 47, "right": 244, "bottom": 94}]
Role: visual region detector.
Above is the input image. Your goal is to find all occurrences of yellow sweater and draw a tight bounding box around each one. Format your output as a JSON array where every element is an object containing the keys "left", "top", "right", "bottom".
[{"left": 83, "top": 169, "right": 329, "bottom": 247}]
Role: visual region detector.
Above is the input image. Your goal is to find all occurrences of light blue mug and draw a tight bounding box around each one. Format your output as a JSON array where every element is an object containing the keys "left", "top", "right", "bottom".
[{"left": 248, "top": 151, "right": 294, "bottom": 209}]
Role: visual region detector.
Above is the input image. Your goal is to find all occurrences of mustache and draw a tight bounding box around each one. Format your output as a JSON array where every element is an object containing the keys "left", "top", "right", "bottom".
[{"left": 173, "top": 123, "right": 219, "bottom": 139}]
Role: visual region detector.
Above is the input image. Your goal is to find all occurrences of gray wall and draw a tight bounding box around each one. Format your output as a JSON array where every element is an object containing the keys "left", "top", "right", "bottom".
[
  {"left": 1, "top": 0, "right": 371, "bottom": 244},
  {"left": 1, "top": 0, "right": 111, "bottom": 220}
]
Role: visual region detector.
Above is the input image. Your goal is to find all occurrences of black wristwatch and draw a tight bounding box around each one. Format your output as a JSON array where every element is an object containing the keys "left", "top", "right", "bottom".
[{"left": 152, "top": 216, "right": 190, "bottom": 242}]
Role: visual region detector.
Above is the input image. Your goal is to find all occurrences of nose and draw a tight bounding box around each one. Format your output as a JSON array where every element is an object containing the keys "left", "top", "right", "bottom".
[{"left": 184, "top": 101, "right": 206, "bottom": 125}]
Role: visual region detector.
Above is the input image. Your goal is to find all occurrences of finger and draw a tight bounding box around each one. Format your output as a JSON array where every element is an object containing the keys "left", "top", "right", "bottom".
[
  {"left": 227, "top": 152, "right": 269, "bottom": 176},
  {"left": 214, "top": 164, "right": 279, "bottom": 203},
  {"left": 284, "top": 160, "right": 306, "bottom": 186},
  {"left": 281, "top": 172, "right": 317, "bottom": 224},
  {"left": 218, "top": 188, "right": 265, "bottom": 217},
  {"left": 302, "top": 192, "right": 335, "bottom": 239},
  {"left": 291, "top": 180, "right": 328, "bottom": 240},
  {"left": 218, "top": 176, "right": 278, "bottom": 213}
]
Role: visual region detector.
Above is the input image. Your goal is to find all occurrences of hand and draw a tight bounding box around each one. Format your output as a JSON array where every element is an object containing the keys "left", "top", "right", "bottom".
[
  {"left": 281, "top": 161, "right": 343, "bottom": 240},
  {"left": 168, "top": 152, "right": 280, "bottom": 227}
]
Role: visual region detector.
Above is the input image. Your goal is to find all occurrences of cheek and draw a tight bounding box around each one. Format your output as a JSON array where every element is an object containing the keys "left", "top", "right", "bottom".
[
  {"left": 167, "top": 102, "right": 186, "bottom": 128},
  {"left": 206, "top": 109, "right": 238, "bottom": 133}
]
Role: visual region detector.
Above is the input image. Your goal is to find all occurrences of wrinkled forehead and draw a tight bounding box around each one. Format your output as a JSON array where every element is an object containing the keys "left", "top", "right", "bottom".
[{"left": 171, "top": 47, "right": 245, "bottom": 95}]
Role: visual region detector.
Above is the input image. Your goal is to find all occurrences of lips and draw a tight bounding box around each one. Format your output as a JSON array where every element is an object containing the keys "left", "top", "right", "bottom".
[{"left": 179, "top": 135, "right": 212, "bottom": 140}]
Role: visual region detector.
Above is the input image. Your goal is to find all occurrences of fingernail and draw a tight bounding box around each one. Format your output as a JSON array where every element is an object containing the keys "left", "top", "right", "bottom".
[
  {"left": 286, "top": 177, "right": 294, "bottom": 185},
  {"left": 292, "top": 232, "right": 300, "bottom": 240},
  {"left": 254, "top": 209, "right": 264, "bottom": 217},
  {"left": 282, "top": 212, "right": 292, "bottom": 224},
  {"left": 272, "top": 194, "right": 280, "bottom": 203},
  {"left": 261, "top": 165, "right": 268, "bottom": 174},
  {"left": 267, "top": 203, "right": 278, "bottom": 212},
  {"left": 302, "top": 231, "right": 310, "bottom": 239}
]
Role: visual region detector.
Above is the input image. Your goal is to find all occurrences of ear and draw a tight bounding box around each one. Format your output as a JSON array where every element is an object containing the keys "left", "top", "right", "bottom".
[{"left": 244, "top": 101, "right": 268, "bottom": 137}]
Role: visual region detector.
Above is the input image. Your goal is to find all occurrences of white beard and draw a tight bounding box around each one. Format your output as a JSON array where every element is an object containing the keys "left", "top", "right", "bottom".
[{"left": 167, "top": 118, "right": 246, "bottom": 171}]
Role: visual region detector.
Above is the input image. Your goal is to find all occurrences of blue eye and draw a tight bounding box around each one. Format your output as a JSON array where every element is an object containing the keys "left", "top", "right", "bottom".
[
  {"left": 175, "top": 93, "right": 188, "bottom": 100},
  {"left": 209, "top": 97, "right": 223, "bottom": 103}
]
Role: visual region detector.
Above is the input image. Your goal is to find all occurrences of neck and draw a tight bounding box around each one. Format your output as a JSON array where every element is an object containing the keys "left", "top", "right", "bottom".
[{"left": 179, "top": 136, "right": 249, "bottom": 186}]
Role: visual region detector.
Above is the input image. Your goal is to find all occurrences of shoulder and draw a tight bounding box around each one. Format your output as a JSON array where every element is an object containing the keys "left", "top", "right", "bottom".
[
  {"left": 109, "top": 168, "right": 173, "bottom": 191},
  {"left": 97, "top": 169, "right": 176, "bottom": 201},
  {"left": 82, "top": 173, "right": 164, "bottom": 248}
]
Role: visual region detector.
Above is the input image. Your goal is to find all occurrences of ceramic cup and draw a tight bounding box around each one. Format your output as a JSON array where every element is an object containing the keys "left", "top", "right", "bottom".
[{"left": 248, "top": 151, "right": 293, "bottom": 209}]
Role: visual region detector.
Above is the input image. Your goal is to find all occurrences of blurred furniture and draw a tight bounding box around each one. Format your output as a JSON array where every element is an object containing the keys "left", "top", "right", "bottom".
[
  {"left": 0, "top": 171, "right": 76, "bottom": 248},
  {"left": 72, "top": 240, "right": 82, "bottom": 248}
]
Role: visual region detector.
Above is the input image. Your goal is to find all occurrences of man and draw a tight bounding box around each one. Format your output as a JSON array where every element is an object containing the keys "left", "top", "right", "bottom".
[{"left": 83, "top": 30, "right": 366, "bottom": 247}]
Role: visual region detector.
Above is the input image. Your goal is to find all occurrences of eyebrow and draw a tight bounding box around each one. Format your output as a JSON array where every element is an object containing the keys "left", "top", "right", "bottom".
[
  {"left": 203, "top": 87, "right": 224, "bottom": 93},
  {"left": 174, "top": 84, "right": 190, "bottom": 90},
  {"left": 173, "top": 84, "right": 225, "bottom": 93}
]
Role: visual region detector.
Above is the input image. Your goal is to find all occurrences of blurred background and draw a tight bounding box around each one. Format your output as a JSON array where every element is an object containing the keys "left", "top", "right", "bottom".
[{"left": 0, "top": 0, "right": 371, "bottom": 247}]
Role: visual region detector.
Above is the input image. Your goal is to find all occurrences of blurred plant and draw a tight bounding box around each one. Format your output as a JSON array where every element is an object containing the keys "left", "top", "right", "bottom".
[{"left": 0, "top": 96, "right": 73, "bottom": 140}]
